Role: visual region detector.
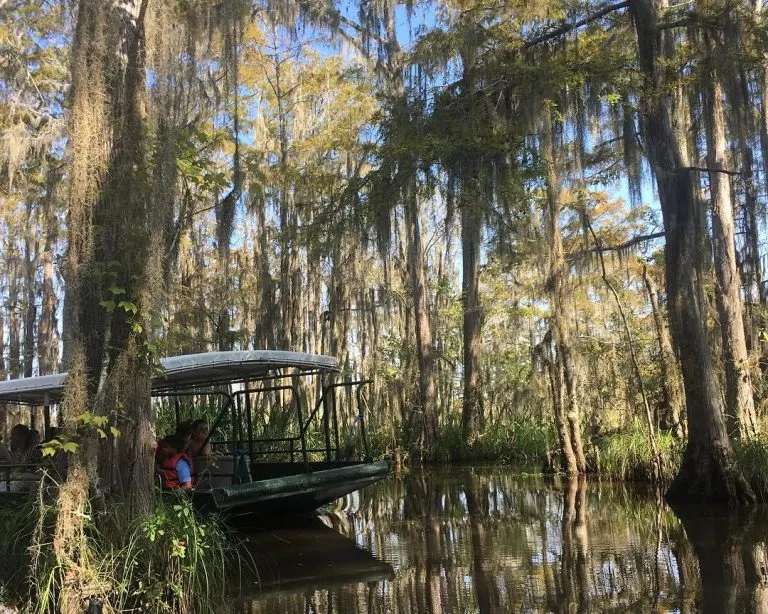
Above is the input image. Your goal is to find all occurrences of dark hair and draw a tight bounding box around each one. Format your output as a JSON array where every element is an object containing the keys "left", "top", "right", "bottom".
[
  {"left": 10, "top": 424, "right": 30, "bottom": 438},
  {"left": 165, "top": 434, "right": 187, "bottom": 453},
  {"left": 191, "top": 419, "right": 208, "bottom": 430},
  {"left": 175, "top": 420, "right": 194, "bottom": 440}
]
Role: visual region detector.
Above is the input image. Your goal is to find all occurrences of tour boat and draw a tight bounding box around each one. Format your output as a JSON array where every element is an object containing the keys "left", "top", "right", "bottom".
[{"left": 0, "top": 350, "right": 392, "bottom": 520}]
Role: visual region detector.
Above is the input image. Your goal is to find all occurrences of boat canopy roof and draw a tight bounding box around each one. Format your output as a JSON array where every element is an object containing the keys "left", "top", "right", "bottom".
[{"left": 0, "top": 350, "right": 339, "bottom": 405}]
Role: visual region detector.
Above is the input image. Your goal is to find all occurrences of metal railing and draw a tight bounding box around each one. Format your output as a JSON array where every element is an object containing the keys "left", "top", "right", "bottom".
[{"left": 155, "top": 377, "right": 374, "bottom": 480}]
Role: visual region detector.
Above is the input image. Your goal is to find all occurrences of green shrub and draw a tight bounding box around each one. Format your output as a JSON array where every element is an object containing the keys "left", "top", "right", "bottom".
[
  {"left": 427, "top": 419, "right": 554, "bottom": 465},
  {"left": 25, "top": 489, "right": 239, "bottom": 614},
  {"left": 593, "top": 423, "right": 682, "bottom": 482},
  {"left": 734, "top": 436, "right": 768, "bottom": 501}
]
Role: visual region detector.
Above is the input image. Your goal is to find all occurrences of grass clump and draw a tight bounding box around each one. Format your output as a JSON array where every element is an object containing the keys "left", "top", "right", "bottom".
[
  {"left": 429, "top": 419, "right": 553, "bottom": 465},
  {"left": 21, "top": 488, "right": 238, "bottom": 614},
  {"left": 0, "top": 499, "right": 37, "bottom": 609},
  {"left": 593, "top": 422, "right": 682, "bottom": 482},
  {"left": 734, "top": 436, "right": 768, "bottom": 501}
]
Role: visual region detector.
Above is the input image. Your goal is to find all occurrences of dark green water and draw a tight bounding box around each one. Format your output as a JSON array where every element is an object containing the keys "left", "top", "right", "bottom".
[{"left": 230, "top": 467, "right": 768, "bottom": 613}]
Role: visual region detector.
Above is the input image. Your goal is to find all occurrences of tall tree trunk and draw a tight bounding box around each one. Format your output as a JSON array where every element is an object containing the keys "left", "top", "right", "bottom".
[
  {"left": 629, "top": 0, "right": 754, "bottom": 503},
  {"left": 461, "top": 182, "right": 483, "bottom": 440},
  {"left": 22, "top": 205, "right": 38, "bottom": 379},
  {"left": 539, "top": 329, "right": 578, "bottom": 474},
  {"left": 404, "top": 180, "right": 438, "bottom": 450},
  {"left": 8, "top": 270, "right": 21, "bottom": 380},
  {"left": 543, "top": 110, "right": 586, "bottom": 474},
  {"left": 0, "top": 311, "right": 4, "bottom": 381},
  {"left": 39, "top": 167, "right": 60, "bottom": 375},
  {"left": 0, "top": 311, "right": 5, "bottom": 436},
  {"left": 56, "top": 10, "right": 158, "bottom": 607},
  {"left": 702, "top": 57, "right": 758, "bottom": 441},
  {"left": 643, "top": 264, "right": 685, "bottom": 437}
]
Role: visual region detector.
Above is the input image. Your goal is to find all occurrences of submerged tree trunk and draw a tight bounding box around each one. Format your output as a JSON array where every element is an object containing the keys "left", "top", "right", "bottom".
[
  {"left": 630, "top": 0, "right": 754, "bottom": 503},
  {"left": 702, "top": 59, "right": 758, "bottom": 441}
]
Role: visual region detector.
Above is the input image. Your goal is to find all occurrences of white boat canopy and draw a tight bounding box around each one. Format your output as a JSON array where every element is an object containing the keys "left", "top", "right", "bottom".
[{"left": 0, "top": 350, "right": 339, "bottom": 404}]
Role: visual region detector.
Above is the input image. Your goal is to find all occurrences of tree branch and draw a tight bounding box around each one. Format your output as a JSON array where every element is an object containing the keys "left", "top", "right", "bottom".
[
  {"left": 568, "top": 231, "right": 665, "bottom": 259},
  {"left": 684, "top": 165, "right": 742, "bottom": 176},
  {"left": 524, "top": 1, "right": 630, "bottom": 49}
]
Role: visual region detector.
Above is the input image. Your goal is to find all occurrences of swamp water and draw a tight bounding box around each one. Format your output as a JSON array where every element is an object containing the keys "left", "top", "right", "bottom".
[{"left": 229, "top": 467, "right": 768, "bottom": 613}]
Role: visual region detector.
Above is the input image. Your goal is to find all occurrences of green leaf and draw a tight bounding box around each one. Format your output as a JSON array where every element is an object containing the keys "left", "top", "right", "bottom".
[
  {"left": 100, "top": 300, "right": 116, "bottom": 313},
  {"left": 118, "top": 301, "right": 138, "bottom": 314},
  {"left": 62, "top": 442, "right": 78, "bottom": 454},
  {"left": 110, "top": 426, "right": 121, "bottom": 438}
]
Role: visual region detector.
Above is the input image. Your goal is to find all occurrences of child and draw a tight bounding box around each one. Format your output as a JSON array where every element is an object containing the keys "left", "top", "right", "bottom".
[{"left": 158, "top": 434, "right": 195, "bottom": 491}]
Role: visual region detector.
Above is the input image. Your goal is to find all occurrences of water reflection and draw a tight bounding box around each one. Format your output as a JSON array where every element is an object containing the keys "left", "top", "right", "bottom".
[{"left": 230, "top": 467, "right": 768, "bottom": 613}]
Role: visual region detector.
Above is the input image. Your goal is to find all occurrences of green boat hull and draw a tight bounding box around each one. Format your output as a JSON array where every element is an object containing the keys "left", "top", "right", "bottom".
[{"left": 189, "top": 460, "right": 391, "bottom": 521}]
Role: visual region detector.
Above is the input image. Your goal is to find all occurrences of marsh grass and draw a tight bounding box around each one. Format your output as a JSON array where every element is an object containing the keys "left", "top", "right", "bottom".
[
  {"left": 18, "top": 484, "right": 241, "bottom": 614},
  {"left": 734, "top": 436, "right": 768, "bottom": 501},
  {"left": 593, "top": 424, "right": 682, "bottom": 482},
  {"left": 429, "top": 419, "right": 554, "bottom": 465},
  {"left": 0, "top": 498, "right": 37, "bottom": 608}
]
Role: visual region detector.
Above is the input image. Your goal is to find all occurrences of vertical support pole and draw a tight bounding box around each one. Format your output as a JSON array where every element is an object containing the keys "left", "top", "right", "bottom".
[
  {"left": 44, "top": 406, "right": 51, "bottom": 441},
  {"left": 294, "top": 385, "right": 308, "bottom": 467},
  {"left": 331, "top": 386, "right": 340, "bottom": 461},
  {"left": 174, "top": 396, "right": 180, "bottom": 429},
  {"left": 356, "top": 384, "right": 369, "bottom": 461},
  {"left": 244, "top": 388, "right": 254, "bottom": 473},
  {"left": 322, "top": 388, "right": 331, "bottom": 462},
  {"left": 43, "top": 392, "right": 51, "bottom": 441}
]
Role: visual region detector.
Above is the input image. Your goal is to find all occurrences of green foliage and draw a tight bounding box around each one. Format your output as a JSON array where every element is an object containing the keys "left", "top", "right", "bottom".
[
  {"left": 121, "top": 495, "right": 233, "bottom": 612},
  {"left": 593, "top": 424, "right": 682, "bottom": 482},
  {"left": 25, "top": 492, "right": 238, "bottom": 613},
  {"left": 0, "top": 500, "right": 36, "bottom": 607},
  {"left": 41, "top": 413, "right": 121, "bottom": 458},
  {"left": 734, "top": 436, "right": 768, "bottom": 501},
  {"left": 428, "top": 419, "right": 554, "bottom": 465}
]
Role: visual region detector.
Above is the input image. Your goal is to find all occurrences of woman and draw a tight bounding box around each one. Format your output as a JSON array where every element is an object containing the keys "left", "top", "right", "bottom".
[{"left": 187, "top": 419, "right": 212, "bottom": 458}]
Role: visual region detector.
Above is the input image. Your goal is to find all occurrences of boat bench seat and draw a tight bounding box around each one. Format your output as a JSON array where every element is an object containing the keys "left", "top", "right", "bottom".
[
  {"left": 195, "top": 453, "right": 251, "bottom": 489},
  {"left": 0, "top": 464, "right": 43, "bottom": 493}
]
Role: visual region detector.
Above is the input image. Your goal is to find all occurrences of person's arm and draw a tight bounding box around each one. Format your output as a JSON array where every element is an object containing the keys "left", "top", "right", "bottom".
[{"left": 176, "top": 458, "right": 194, "bottom": 491}]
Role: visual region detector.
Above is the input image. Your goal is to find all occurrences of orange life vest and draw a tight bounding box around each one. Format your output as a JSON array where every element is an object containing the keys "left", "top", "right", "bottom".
[{"left": 159, "top": 452, "right": 195, "bottom": 489}]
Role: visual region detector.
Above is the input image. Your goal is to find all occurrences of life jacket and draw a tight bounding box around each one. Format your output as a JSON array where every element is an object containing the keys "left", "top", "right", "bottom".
[{"left": 159, "top": 452, "right": 195, "bottom": 489}]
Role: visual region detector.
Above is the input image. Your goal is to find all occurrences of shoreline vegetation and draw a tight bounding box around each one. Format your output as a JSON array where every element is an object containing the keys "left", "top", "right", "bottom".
[{"left": 0, "top": 492, "right": 238, "bottom": 614}]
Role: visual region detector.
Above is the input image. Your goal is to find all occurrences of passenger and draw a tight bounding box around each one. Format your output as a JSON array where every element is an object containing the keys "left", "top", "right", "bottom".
[
  {"left": 9, "top": 424, "right": 32, "bottom": 464},
  {"left": 174, "top": 421, "right": 194, "bottom": 449},
  {"left": 0, "top": 440, "right": 10, "bottom": 465},
  {"left": 26, "top": 429, "right": 43, "bottom": 465},
  {"left": 155, "top": 436, "right": 174, "bottom": 466},
  {"left": 188, "top": 419, "right": 212, "bottom": 457},
  {"left": 158, "top": 434, "right": 195, "bottom": 491},
  {"left": 0, "top": 425, "right": 39, "bottom": 493}
]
